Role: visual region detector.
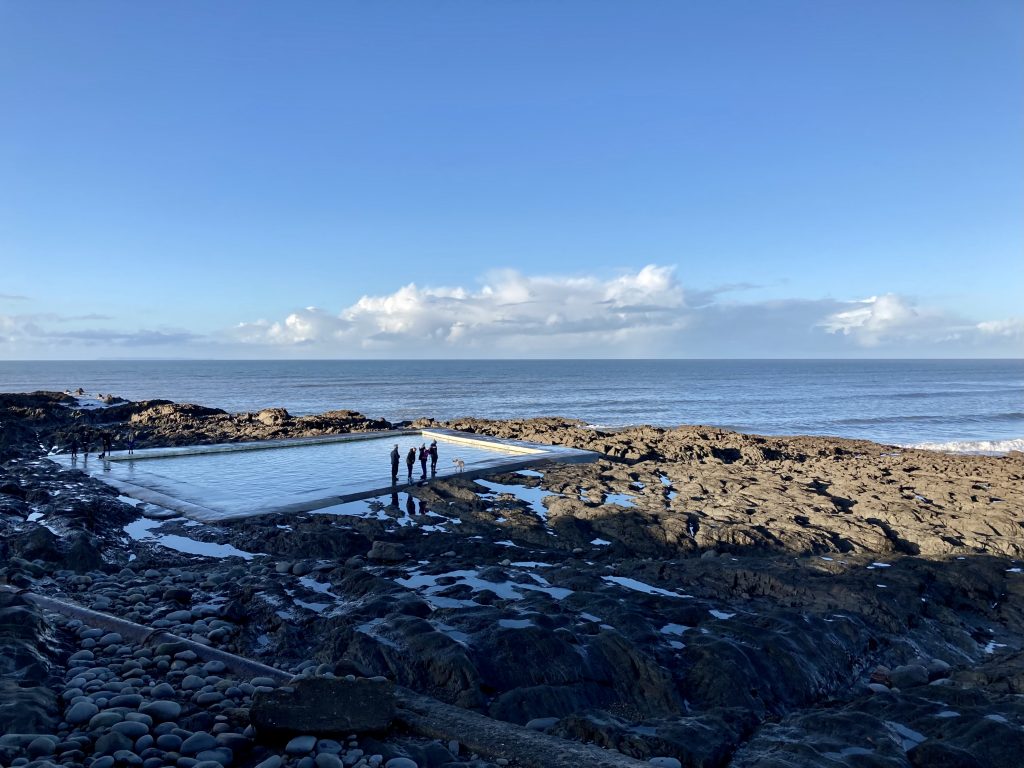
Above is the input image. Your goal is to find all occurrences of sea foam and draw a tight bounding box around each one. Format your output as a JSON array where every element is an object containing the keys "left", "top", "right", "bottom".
[{"left": 903, "top": 438, "right": 1024, "bottom": 456}]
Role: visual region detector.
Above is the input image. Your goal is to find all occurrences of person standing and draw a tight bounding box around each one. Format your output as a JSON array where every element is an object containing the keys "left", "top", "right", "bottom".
[
  {"left": 406, "top": 447, "right": 416, "bottom": 481},
  {"left": 100, "top": 431, "right": 112, "bottom": 458},
  {"left": 418, "top": 444, "right": 428, "bottom": 479},
  {"left": 390, "top": 444, "right": 400, "bottom": 482},
  {"left": 126, "top": 428, "right": 136, "bottom": 456},
  {"left": 70, "top": 436, "right": 79, "bottom": 460},
  {"left": 429, "top": 440, "right": 438, "bottom": 475},
  {"left": 81, "top": 428, "right": 92, "bottom": 457}
]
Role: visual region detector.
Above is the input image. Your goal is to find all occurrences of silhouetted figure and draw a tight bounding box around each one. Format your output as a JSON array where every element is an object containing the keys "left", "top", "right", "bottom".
[
  {"left": 70, "top": 437, "right": 79, "bottom": 460},
  {"left": 429, "top": 440, "right": 438, "bottom": 475},
  {"left": 406, "top": 494, "right": 416, "bottom": 517},
  {"left": 126, "top": 428, "right": 136, "bottom": 455},
  {"left": 390, "top": 444, "right": 400, "bottom": 482},
  {"left": 406, "top": 448, "right": 416, "bottom": 481},
  {"left": 391, "top": 490, "right": 399, "bottom": 508},
  {"left": 419, "top": 444, "right": 428, "bottom": 479},
  {"left": 100, "top": 431, "right": 112, "bottom": 459},
  {"left": 81, "top": 429, "right": 92, "bottom": 457}
]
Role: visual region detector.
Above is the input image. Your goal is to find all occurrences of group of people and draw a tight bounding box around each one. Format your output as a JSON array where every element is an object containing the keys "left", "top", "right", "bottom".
[
  {"left": 69, "top": 427, "right": 137, "bottom": 460},
  {"left": 390, "top": 439, "right": 439, "bottom": 482}
]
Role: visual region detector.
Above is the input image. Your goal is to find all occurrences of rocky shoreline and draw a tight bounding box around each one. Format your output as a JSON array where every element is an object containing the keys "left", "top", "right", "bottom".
[{"left": 2, "top": 391, "right": 1023, "bottom": 768}]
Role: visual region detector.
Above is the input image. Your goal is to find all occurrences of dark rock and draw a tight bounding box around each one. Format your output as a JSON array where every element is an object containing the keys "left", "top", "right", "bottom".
[
  {"left": 251, "top": 677, "right": 395, "bottom": 737},
  {"left": 908, "top": 740, "right": 984, "bottom": 768}
]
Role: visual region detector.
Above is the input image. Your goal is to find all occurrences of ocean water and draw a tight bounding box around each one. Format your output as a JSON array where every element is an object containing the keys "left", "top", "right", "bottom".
[{"left": 1, "top": 359, "right": 1021, "bottom": 452}]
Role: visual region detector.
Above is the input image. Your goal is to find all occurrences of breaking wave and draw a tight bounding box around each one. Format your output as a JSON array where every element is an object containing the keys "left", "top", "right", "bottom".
[{"left": 904, "top": 438, "right": 1024, "bottom": 456}]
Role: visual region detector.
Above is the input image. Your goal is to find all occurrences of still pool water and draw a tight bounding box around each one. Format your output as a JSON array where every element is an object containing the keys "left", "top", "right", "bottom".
[{"left": 105, "top": 434, "right": 520, "bottom": 510}]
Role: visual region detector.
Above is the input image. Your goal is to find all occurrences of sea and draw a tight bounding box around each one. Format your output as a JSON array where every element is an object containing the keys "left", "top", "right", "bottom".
[{"left": 1, "top": 359, "right": 1021, "bottom": 454}]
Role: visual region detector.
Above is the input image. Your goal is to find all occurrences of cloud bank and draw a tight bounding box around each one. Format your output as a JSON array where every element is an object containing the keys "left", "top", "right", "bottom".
[
  {"left": 2, "top": 266, "right": 1020, "bottom": 358},
  {"left": 232, "top": 266, "right": 1021, "bottom": 358}
]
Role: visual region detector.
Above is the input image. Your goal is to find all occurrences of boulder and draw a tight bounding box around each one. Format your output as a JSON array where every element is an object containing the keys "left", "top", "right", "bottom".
[
  {"left": 251, "top": 676, "right": 395, "bottom": 737},
  {"left": 258, "top": 408, "right": 290, "bottom": 426},
  {"left": 367, "top": 541, "right": 406, "bottom": 563}
]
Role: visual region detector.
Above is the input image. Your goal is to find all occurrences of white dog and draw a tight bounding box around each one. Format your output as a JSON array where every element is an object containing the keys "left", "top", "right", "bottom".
[{"left": 452, "top": 458, "right": 465, "bottom": 473}]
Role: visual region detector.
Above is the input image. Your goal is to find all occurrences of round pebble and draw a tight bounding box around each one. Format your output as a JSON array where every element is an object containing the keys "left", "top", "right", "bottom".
[
  {"left": 181, "top": 732, "right": 218, "bottom": 755},
  {"left": 65, "top": 701, "right": 99, "bottom": 725},
  {"left": 141, "top": 700, "right": 182, "bottom": 721},
  {"left": 286, "top": 735, "right": 318, "bottom": 755},
  {"left": 315, "top": 753, "right": 343, "bottom": 768}
]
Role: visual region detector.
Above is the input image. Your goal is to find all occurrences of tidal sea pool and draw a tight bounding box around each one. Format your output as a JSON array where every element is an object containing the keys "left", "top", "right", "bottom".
[{"left": 58, "top": 430, "right": 593, "bottom": 521}]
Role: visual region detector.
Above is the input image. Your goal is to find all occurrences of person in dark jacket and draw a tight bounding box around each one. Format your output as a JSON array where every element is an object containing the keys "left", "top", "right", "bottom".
[
  {"left": 418, "top": 444, "right": 428, "bottom": 479},
  {"left": 390, "top": 444, "right": 400, "bottom": 482},
  {"left": 406, "top": 447, "right": 416, "bottom": 481},
  {"left": 429, "top": 440, "right": 438, "bottom": 475}
]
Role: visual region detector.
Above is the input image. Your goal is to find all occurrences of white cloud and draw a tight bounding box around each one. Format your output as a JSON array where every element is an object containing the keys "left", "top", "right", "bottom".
[
  {"left": 816, "top": 293, "right": 1013, "bottom": 348},
  {"left": 237, "top": 265, "right": 687, "bottom": 355},
  {"left": 3, "top": 266, "right": 1021, "bottom": 359},
  {"left": 229, "top": 272, "right": 1024, "bottom": 357},
  {"left": 977, "top": 318, "right": 1024, "bottom": 337},
  {"left": 0, "top": 313, "right": 201, "bottom": 349}
]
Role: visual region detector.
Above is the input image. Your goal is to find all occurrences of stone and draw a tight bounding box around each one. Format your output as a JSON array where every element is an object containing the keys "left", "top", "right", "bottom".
[
  {"left": 253, "top": 757, "right": 282, "bottom": 768},
  {"left": 151, "top": 682, "right": 177, "bottom": 699},
  {"left": 315, "top": 753, "right": 343, "bottom": 768},
  {"left": 649, "top": 759, "right": 682, "bottom": 768},
  {"left": 251, "top": 677, "right": 395, "bottom": 737},
  {"left": 286, "top": 735, "right": 318, "bottom": 755},
  {"left": 141, "top": 700, "right": 182, "bottom": 721},
  {"left": 163, "top": 588, "right": 193, "bottom": 605},
  {"left": 890, "top": 664, "right": 929, "bottom": 689},
  {"left": 65, "top": 701, "right": 99, "bottom": 725},
  {"left": 26, "top": 736, "right": 57, "bottom": 757},
  {"left": 108, "top": 693, "right": 145, "bottom": 708},
  {"left": 181, "top": 675, "right": 205, "bottom": 690},
  {"left": 181, "top": 732, "right": 218, "bottom": 755},
  {"left": 111, "top": 720, "right": 150, "bottom": 739},
  {"left": 157, "top": 734, "right": 184, "bottom": 751},
  {"left": 927, "top": 658, "right": 952, "bottom": 680},
  {"left": 384, "top": 760, "right": 417, "bottom": 768},
  {"left": 94, "top": 731, "right": 134, "bottom": 755},
  {"left": 89, "top": 711, "right": 125, "bottom": 729},
  {"left": 366, "top": 541, "right": 405, "bottom": 563}
]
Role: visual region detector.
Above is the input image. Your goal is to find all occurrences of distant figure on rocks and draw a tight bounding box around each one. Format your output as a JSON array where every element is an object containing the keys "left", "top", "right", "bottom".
[
  {"left": 390, "top": 444, "right": 400, "bottom": 482},
  {"left": 419, "top": 444, "right": 428, "bottom": 479},
  {"left": 70, "top": 436, "right": 79, "bottom": 460},
  {"left": 429, "top": 440, "right": 438, "bottom": 475},
  {"left": 100, "top": 431, "right": 112, "bottom": 459},
  {"left": 126, "top": 428, "right": 136, "bottom": 456},
  {"left": 81, "top": 428, "right": 92, "bottom": 457},
  {"left": 406, "top": 448, "right": 416, "bottom": 481}
]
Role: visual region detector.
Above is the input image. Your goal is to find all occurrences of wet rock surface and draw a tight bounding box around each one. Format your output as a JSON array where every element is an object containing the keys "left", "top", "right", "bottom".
[{"left": 1, "top": 392, "right": 1023, "bottom": 767}]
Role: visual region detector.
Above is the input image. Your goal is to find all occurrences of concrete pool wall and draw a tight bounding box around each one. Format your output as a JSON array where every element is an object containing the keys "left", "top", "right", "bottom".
[{"left": 53, "top": 428, "right": 597, "bottom": 522}]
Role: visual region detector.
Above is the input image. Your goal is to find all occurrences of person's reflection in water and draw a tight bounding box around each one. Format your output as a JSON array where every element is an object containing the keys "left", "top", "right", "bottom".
[
  {"left": 419, "top": 498, "right": 428, "bottom": 515},
  {"left": 406, "top": 494, "right": 416, "bottom": 518},
  {"left": 391, "top": 490, "right": 400, "bottom": 508}
]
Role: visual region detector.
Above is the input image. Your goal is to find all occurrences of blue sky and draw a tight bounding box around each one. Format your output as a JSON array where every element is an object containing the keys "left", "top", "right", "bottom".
[{"left": 1, "top": 1, "right": 1021, "bottom": 359}]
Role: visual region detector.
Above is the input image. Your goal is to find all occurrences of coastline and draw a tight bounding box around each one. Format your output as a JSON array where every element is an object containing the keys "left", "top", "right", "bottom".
[
  {"left": 3, "top": 358, "right": 1021, "bottom": 449},
  {"left": 2, "top": 391, "right": 1023, "bottom": 768}
]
